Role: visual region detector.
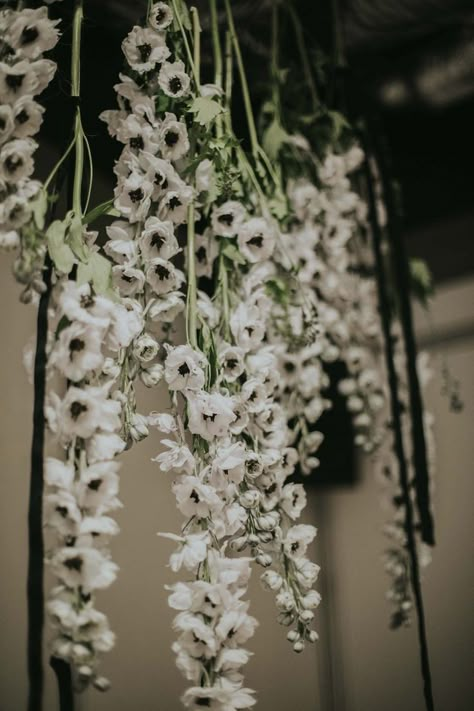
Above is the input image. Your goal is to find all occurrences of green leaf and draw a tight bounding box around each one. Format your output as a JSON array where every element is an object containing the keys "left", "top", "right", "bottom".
[
  {"left": 262, "top": 118, "right": 290, "bottom": 160},
  {"left": 83, "top": 199, "right": 117, "bottom": 225},
  {"left": 189, "top": 97, "right": 224, "bottom": 127},
  {"left": 221, "top": 242, "right": 246, "bottom": 266},
  {"left": 265, "top": 277, "right": 290, "bottom": 306},
  {"left": 46, "top": 219, "right": 75, "bottom": 275},
  {"left": 410, "top": 258, "right": 434, "bottom": 305},
  {"left": 67, "top": 213, "right": 90, "bottom": 262},
  {"left": 30, "top": 190, "right": 48, "bottom": 230},
  {"left": 77, "top": 252, "right": 113, "bottom": 295}
]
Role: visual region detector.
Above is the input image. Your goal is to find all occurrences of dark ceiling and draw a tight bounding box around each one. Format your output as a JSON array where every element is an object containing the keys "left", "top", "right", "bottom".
[{"left": 41, "top": 0, "right": 474, "bottom": 283}]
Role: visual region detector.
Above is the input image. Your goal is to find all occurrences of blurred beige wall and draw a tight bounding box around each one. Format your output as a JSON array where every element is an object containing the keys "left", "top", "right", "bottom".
[{"left": 0, "top": 254, "right": 472, "bottom": 711}]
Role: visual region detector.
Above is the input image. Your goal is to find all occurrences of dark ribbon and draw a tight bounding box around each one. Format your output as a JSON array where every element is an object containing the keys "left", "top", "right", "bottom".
[
  {"left": 27, "top": 257, "right": 52, "bottom": 711},
  {"left": 362, "top": 127, "right": 435, "bottom": 711},
  {"left": 50, "top": 657, "right": 75, "bottom": 711}
]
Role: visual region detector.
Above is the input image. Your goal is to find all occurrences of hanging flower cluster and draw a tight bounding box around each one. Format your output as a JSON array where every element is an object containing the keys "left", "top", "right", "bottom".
[{"left": 0, "top": 6, "right": 59, "bottom": 300}]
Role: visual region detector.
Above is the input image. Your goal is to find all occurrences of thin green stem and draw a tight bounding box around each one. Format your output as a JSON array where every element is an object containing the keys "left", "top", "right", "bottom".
[
  {"left": 218, "top": 248, "right": 231, "bottom": 341},
  {"left": 224, "top": 0, "right": 259, "bottom": 157},
  {"left": 271, "top": 1, "right": 280, "bottom": 116},
  {"left": 190, "top": 7, "right": 201, "bottom": 86},
  {"left": 71, "top": 0, "right": 84, "bottom": 216},
  {"left": 43, "top": 135, "right": 76, "bottom": 193},
  {"left": 171, "top": 0, "right": 200, "bottom": 92},
  {"left": 186, "top": 203, "right": 198, "bottom": 349},
  {"left": 287, "top": 3, "right": 319, "bottom": 112},
  {"left": 209, "top": 0, "right": 224, "bottom": 137},
  {"left": 224, "top": 30, "right": 233, "bottom": 133}
]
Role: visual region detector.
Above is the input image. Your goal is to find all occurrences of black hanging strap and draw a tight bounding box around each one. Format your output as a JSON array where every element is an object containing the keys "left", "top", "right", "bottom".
[
  {"left": 362, "top": 128, "right": 435, "bottom": 711},
  {"left": 50, "top": 656, "right": 75, "bottom": 711}
]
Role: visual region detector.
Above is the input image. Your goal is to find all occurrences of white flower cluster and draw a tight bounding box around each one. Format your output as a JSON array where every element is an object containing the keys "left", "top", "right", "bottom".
[
  {"left": 277, "top": 145, "right": 386, "bottom": 473},
  {"left": 0, "top": 6, "right": 59, "bottom": 294},
  {"left": 44, "top": 277, "right": 145, "bottom": 690}
]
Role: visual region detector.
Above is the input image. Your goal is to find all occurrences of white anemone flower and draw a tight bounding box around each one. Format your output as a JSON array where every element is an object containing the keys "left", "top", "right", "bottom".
[
  {"left": 51, "top": 547, "right": 118, "bottom": 592},
  {"left": 149, "top": 2, "right": 174, "bottom": 31},
  {"left": 158, "top": 113, "right": 190, "bottom": 161},
  {"left": 114, "top": 171, "right": 153, "bottom": 223},
  {"left": 230, "top": 303, "right": 265, "bottom": 351},
  {"left": 187, "top": 391, "right": 236, "bottom": 441},
  {"left": 211, "top": 200, "right": 246, "bottom": 237},
  {"left": 12, "top": 97, "right": 44, "bottom": 138},
  {"left": 112, "top": 265, "right": 146, "bottom": 296},
  {"left": 145, "top": 258, "right": 185, "bottom": 295},
  {"left": 237, "top": 217, "right": 276, "bottom": 263},
  {"left": 147, "top": 291, "right": 185, "bottom": 323},
  {"left": 50, "top": 322, "right": 104, "bottom": 382},
  {"left": 283, "top": 524, "right": 317, "bottom": 559},
  {"left": 0, "top": 106, "right": 14, "bottom": 143},
  {"left": 152, "top": 439, "right": 195, "bottom": 475},
  {"left": 280, "top": 483, "right": 307, "bottom": 520},
  {"left": 159, "top": 531, "right": 210, "bottom": 572},
  {"left": 140, "top": 217, "right": 179, "bottom": 260},
  {"left": 172, "top": 476, "right": 223, "bottom": 518},
  {"left": 194, "top": 230, "right": 218, "bottom": 278},
  {"left": 182, "top": 684, "right": 256, "bottom": 710},
  {"left": 58, "top": 384, "right": 121, "bottom": 441},
  {"left": 0, "top": 60, "right": 39, "bottom": 102},
  {"left": 6, "top": 7, "right": 60, "bottom": 59},
  {"left": 164, "top": 345, "right": 207, "bottom": 392},
  {"left": 0, "top": 138, "right": 37, "bottom": 183},
  {"left": 158, "top": 60, "right": 191, "bottom": 99},
  {"left": 122, "top": 25, "right": 170, "bottom": 73}
]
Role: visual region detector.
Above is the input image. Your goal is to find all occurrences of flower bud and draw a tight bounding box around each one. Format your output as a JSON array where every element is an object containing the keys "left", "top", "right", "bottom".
[
  {"left": 102, "top": 357, "right": 121, "bottom": 380},
  {"left": 277, "top": 612, "right": 294, "bottom": 626},
  {"left": 247, "top": 533, "right": 260, "bottom": 546},
  {"left": 306, "top": 630, "right": 319, "bottom": 643},
  {"left": 287, "top": 630, "right": 299, "bottom": 643},
  {"left": 93, "top": 676, "right": 111, "bottom": 692},
  {"left": 132, "top": 333, "right": 159, "bottom": 363},
  {"left": 239, "top": 490, "right": 261, "bottom": 509},
  {"left": 301, "top": 590, "right": 322, "bottom": 609},
  {"left": 299, "top": 609, "right": 314, "bottom": 623},
  {"left": 256, "top": 552, "right": 272, "bottom": 568},
  {"left": 293, "top": 641, "right": 305, "bottom": 653},
  {"left": 260, "top": 570, "right": 283, "bottom": 592},
  {"left": 276, "top": 591, "right": 295, "bottom": 612},
  {"left": 256, "top": 511, "right": 279, "bottom": 531},
  {"left": 230, "top": 536, "right": 248, "bottom": 552},
  {"left": 140, "top": 363, "right": 164, "bottom": 387},
  {"left": 258, "top": 531, "right": 273, "bottom": 544},
  {"left": 129, "top": 413, "right": 149, "bottom": 442}
]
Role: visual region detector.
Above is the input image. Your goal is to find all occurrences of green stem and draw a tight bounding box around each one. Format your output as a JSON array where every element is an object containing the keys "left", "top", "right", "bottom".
[
  {"left": 224, "top": 30, "right": 233, "bottom": 133},
  {"left": 171, "top": 0, "right": 200, "bottom": 92},
  {"left": 43, "top": 135, "right": 76, "bottom": 193},
  {"left": 218, "top": 248, "right": 231, "bottom": 341},
  {"left": 224, "top": 0, "right": 259, "bottom": 157},
  {"left": 209, "top": 0, "right": 223, "bottom": 137},
  {"left": 186, "top": 203, "right": 198, "bottom": 349},
  {"left": 271, "top": 1, "right": 280, "bottom": 116},
  {"left": 71, "top": 0, "right": 84, "bottom": 216},
  {"left": 190, "top": 7, "right": 201, "bottom": 85},
  {"left": 287, "top": 3, "right": 319, "bottom": 111}
]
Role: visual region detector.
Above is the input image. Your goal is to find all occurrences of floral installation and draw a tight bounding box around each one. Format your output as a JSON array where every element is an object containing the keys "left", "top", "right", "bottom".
[
  {"left": 0, "top": 4, "right": 60, "bottom": 302},
  {"left": 0, "top": 1, "right": 441, "bottom": 709}
]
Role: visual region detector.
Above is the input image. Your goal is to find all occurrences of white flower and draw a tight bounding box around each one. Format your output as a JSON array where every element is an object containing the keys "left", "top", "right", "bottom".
[
  {"left": 158, "top": 184, "right": 194, "bottom": 224},
  {"left": 114, "top": 171, "right": 153, "bottom": 223},
  {"left": 187, "top": 391, "right": 236, "bottom": 441},
  {"left": 0, "top": 138, "right": 36, "bottom": 183},
  {"left": 148, "top": 412, "right": 177, "bottom": 433},
  {"left": 122, "top": 25, "right": 170, "bottom": 73},
  {"left": 57, "top": 384, "right": 121, "bottom": 441},
  {"left": 50, "top": 322, "right": 104, "bottom": 382},
  {"left": 211, "top": 441, "right": 247, "bottom": 486},
  {"left": 159, "top": 113, "right": 190, "bottom": 161},
  {"left": 6, "top": 7, "right": 60, "bottom": 59},
  {"left": 182, "top": 684, "right": 256, "bottom": 710},
  {"left": 112, "top": 265, "right": 146, "bottom": 296},
  {"left": 107, "top": 299, "right": 144, "bottom": 349},
  {"left": 51, "top": 547, "right": 118, "bottom": 592},
  {"left": 140, "top": 362, "right": 165, "bottom": 387},
  {"left": 216, "top": 606, "right": 258, "bottom": 645},
  {"left": 158, "top": 60, "right": 190, "bottom": 98},
  {"left": 172, "top": 476, "right": 223, "bottom": 518},
  {"left": 132, "top": 333, "right": 159, "bottom": 363},
  {"left": 152, "top": 439, "right": 195, "bottom": 475},
  {"left": 237, "top": 217, "right": 275, "bottom": 263},
  {"left": 0, "top": 60, "right": 38, "bottom": 102},
  {"left": 78, "top": 461, "right": 120, "bottom": 512},
  {"left": 58, "top": 281, "right": 113, "bottom": 328},
  {"left": 145, "top": 257, "right": 185, "bottom": 295},
  {"left": 280, "top": 483, "right": 307, "bottom": 520},
  {"left": 164, "top": 345, "right": 207, "bottom": 392},
  {"left": 194, "top": 230, "right": 218, "bottom": 278},
  {"left": 195, "top": 159, "right": 215, "bottom": 194},
  {"left": 45, "top": 457, "right": 75, "bottom": 489},
  {"left": 283, "top": 524, "right": 317, "bottom": 559},
  {"left": 260, "top": 570, "right": 283, "bottom": 592},
  {"left": 12, "top": 97, "right": 44, "bottom": 138},
  {"left": 230, "top": 303, "right": 265, "bottom": 351},
  {"left": 104, "top": 235, "right": 138, "bottom": 265},
  {"left": 147, "top": 291, "right": 185, "bottom": 322},
  {"left": 86, "top": 433, "right": 126, "bottom": 463},
  {"left": 218, "top": 344, "right": 245, "bottom": 383},
  {"left": 294, "top": 557, "right": 320, "bottom": 588},
  {"left": 0, "top": 105, "right": 14, "bottom": 143},
  {"left": 149, "top": 2, "right": 174, "bottom": 31},
  {"left": 159, "top": 531, "right": 210, "bottom": 572},
  {"left": 211, "top": 200, "right": 246, "bottom": 238},
  {"left": 140, "top": 217, "right": 179, "bottom": 260}
]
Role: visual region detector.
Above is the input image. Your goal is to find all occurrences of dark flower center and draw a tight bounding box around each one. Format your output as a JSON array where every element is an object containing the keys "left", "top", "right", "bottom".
[
  {"left": 203, "top": 413, "right": 217, "bottom": 423},
  {"left": 226, "top": 358, "right": 238, "bottom": 370},
  {"left": 155, "top": 9, "right": 166, "bottom": 23},
  {"left": 248, "top": 233, "right": 264, "bottom": 248},
  {"left": 16, "top": 109, "right": 29, "bottom": 124},
  {"left": 6, "top": 73, "right": 25, "bottom": 90},
  {"left": 155, "top": 264, "right": 170, "bottom": 280},
  {"left": 291, "top": 542, "right": 300, "bottom": 553},
  {"left": 69, "top": 337, "right": 85, "bottom": 355},
  {"left": 80, "top": 294, "right": 95, "bottom": 308},
  {"left": 196, "top": 699, "right": 211, "bottom": 707},
  {"left": 88, "top": 479, "right": 102, "bottom": 491},
  {"left": 137, "top": 43, "right": 152, "bottom": 62},
  {"left": 164, "top": 129, "right": 179, "bottom": 146},
  {"left": 129, "top": 135, "right": 144, "bottom": 150},
  {"left": 63, "top": 556, "right": 83, "bottom": 572},
  {"left": 178, "top": 362, "right": 190, "bottom": 377},
  {"left": 21, "top": 25, "right": 39, "bottom": 45},
  {"left": 0, "top": 117, "right": 6, "bottom": 131},
  {"left": 169, "top": 76, "right": 183, "bottom": 94},
  {"left": 56, "top": 506, "right": 68, "bottom": 518},
  {"left": 168, "top": 195, "right": 181, "bottom": 210},
  {"left": 150, "top": 232, "right": 166, "bottom": 250},
  {"left": 154, "top": 171, "right": 167, "bottom": 188},
  {"left": 5, "top": 156, "right": 22, "bottom": 173},
  {"left": 218, "top": 213, "right": 233, "bottom": 226},
  {"left": 196, "top": 246, "right": 207, "bottom": 263},
  {"left": 190, "top": 489, "right": 200, "bottom": 503},
  {"left": 128, "top": 187, "right": 144, "bottom": 203},
  {"left": 284, "top": 362, "right": 295, "bottom": 373},
  {"left": 70, "top": 401, "right": 88, "bottom": 420},
  {"left": 121, "top": 273, "right": 134, "bottom": 283}
]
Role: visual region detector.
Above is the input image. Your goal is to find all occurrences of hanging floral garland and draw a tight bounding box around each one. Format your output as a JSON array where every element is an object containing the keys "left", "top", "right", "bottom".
[{"left": 0, "top": 1, "right": 440, "bottom": 710}]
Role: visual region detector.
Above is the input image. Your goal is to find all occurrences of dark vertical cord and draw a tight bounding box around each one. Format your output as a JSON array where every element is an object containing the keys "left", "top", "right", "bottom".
[
  {"left": 372, "top": 124, "right": 435, "bottom": 546},
  {"left": 27, "top": 257, "right": 52, "bottom": 711},
  {"left": 362, "top": 129, "right": 435, "bottom": 711},
  {"left": 50, "top": 657, "right": 75, "bottom": 711}
]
